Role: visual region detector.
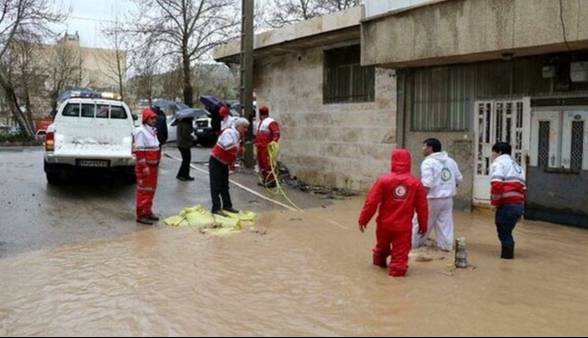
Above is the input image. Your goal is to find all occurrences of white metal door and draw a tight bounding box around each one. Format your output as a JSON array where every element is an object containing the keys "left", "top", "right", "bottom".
[
  {"left": 562, "top": 111, "right": 588, "bottom": 171},
  {"left": 530, "top": 111, "right": 562, "bottom": 168},
  {"left": 530, "top": 109, "right": 588, "bottom": 171},
  {"left": 473, "top": 98, "right": 531, "bottom": 204}
]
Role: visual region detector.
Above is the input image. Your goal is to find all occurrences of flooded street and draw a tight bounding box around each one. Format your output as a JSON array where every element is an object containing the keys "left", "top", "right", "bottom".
[{"left": 2, "top": 193, "right": 588, "bottom": 336}]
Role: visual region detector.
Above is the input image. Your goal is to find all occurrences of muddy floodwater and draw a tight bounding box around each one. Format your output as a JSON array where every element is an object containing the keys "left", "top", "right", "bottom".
[{"left": 1, "top": 198, "right": 588, "bottom": 336}]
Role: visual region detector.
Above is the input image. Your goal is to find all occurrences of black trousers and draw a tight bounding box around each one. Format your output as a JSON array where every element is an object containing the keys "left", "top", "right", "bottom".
[
  {"left": 177, "top": 147, "right": 191, "bottom": 178},
  {"left": 209, "top": 156, "right": 232, "bottom": 212}
]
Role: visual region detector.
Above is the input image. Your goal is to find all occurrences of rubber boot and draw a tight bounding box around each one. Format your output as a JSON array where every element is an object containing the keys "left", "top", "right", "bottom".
[
  {"left": 373, "top": 254, "right": 388, "bottom": 269},
  {"left": 501, "top": 245, "right": 514, "bottom": 259}
]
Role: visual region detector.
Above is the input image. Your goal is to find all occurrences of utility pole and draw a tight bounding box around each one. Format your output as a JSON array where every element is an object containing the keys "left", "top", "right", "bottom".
[{"left": 240, "top": 0, "right": 255, "bottom": 168}]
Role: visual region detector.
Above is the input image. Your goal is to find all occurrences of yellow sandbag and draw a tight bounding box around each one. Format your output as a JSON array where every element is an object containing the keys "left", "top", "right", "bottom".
[
  {"left": 238, "top": 211, "right": 256, "bottom": 222},
  {"left": 164, "top": 215, "right": 186, "bottom": 227},
  {"left": 213, "top": 214, "right": 241, "bottom": 229},
  {"left": 165, "top": 204, "right": 257, "bottom": 235},
  {"left": 185, "top": 207, "right": 216, "bottom": 227}
]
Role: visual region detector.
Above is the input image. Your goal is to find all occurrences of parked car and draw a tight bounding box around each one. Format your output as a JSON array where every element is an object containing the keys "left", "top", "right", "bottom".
[
  {"left": 166, "top": 115, "right": 177, "bottom": 143},
  {"left": 34, "top": 116, "right": 54, "bottom": 138},
  {"left": 43, "top": 94, "right": 136, "bottom": 185}
]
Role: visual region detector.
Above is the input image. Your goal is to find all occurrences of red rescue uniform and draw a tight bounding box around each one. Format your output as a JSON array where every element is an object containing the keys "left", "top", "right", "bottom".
[
  {"left": 358, "top": 149, "right": 429, "bottom": 277},
  {"left": 255, "top": 116, "right": 280, "bottom": 184},
  {"left": 134, "top": 110, "right": 161, "bottom": 219}
]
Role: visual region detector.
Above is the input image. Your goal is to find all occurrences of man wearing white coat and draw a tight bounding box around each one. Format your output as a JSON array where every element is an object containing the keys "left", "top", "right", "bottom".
[{"left": 413, "top": 138, "right": 463, "bottom": 251}]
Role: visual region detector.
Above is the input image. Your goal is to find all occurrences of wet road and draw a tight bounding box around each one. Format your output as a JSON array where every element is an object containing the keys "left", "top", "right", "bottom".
[
  {"left": 2, "top": 147, "right": 588, "bottom": 336},
  {"left": 0, "top": 146, "right": 325, "bottom": 257}
]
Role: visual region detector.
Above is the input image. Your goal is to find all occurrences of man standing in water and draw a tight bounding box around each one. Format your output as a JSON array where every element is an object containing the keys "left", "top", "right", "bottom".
[
  {"left": 490, "top": 142, "right": 526, "bottom": 259},
  {"left": 413, "top": 138, "right": 463, "bottom": 251},
  {"left": 359, "top": 149, "right": 429, "bottom": 277}
]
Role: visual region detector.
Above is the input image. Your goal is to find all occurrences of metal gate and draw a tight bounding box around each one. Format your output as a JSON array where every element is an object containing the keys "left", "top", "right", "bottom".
[{"left": 473, "top": 98, "right": 531, "bottom": 204}]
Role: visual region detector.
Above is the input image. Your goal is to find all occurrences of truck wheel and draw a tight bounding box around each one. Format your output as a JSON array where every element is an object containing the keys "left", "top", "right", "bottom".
[
  {"left": 44, "top": 161, "right": 64, "bottom": 185},
  {"left": 123, "top": 167, "right": 136, "bottom": 185},
  {"left": 46, "top": 172, "right": 62, "bottom": 185}
]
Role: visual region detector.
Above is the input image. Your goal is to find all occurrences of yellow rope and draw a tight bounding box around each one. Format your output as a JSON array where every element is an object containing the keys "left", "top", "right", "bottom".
[{"left": 263, "top": 141, "right": 302, "bottom": 211}]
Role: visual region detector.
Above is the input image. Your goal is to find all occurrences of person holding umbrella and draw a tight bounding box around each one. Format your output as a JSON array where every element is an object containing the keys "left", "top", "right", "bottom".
[
  {"left": 152, "top": 104, "right": 168, "bottom": 147},
  {"left": 199, "top": 96, "right": 223, "bottom": 135},
  {"left": 172, "top": 107, "right": 207, "bottom": 181}
]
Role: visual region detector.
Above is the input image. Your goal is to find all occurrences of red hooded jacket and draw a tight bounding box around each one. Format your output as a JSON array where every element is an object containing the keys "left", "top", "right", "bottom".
[{"left": 358, "top": 149, "right": 429, "bottom": 233}]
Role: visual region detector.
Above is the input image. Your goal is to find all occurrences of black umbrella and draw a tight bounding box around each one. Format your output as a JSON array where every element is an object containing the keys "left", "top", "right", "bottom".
[{"left": 170, "top": 108, "right": 209, "bottom": 126}]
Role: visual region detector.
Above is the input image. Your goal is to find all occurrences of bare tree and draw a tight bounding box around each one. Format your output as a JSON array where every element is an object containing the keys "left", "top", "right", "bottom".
[
  {"left": 47, "top": 37, "right": 82, "bottom": 111},
  {"left": 0, "top": 0, "right": 64, "bottom": 138},
  {"left": 327, "top": 0, "right": 361, "bottom": 11},
  {"left": 5, "top": 37, "right": 45, "bottom": 125},
  {"left": 101, "top": 19, "right": 128, "bottom": 100},
  {"left": 159, "top": 62, "right": 183, "bottom": 100},
  {"left": 192, "top": 63, "right": 236, "bottom": 101},
  {"left": 130, "top": 0, "right": 239, "bottom": 107},
  {"left": 265, "top": 0, "right": 361, "bottom": 28},
  {"left": 129, "top": 46, "right": 160, "bottom": 105}
]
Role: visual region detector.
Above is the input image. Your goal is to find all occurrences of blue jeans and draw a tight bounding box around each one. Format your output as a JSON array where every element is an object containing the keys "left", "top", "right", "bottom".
[{"left": 495, "top": 204, "right": 524, "bottom": 247}]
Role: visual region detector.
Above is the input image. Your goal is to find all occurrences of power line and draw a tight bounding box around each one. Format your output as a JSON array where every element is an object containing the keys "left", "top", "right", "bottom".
[{"left": 69, "top": 16, "right": 123, "bottom": 24}]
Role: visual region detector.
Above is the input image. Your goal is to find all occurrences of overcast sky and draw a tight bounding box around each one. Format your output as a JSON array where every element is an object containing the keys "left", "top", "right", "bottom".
[
  {"left": 51, "top": 0, "right": 134, "bottom": 48},
  {"left": 52, "top": 0, "right": 275, "bottom": 48}
]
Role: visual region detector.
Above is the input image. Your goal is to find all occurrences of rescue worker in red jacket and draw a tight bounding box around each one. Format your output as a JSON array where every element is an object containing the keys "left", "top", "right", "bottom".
[
  {"left": 255, "top": 105, "right": 280, "bottom": 187},
  {"left": 134, "top": 108, "right": 161, "bottom": 225},
  {"left": 358, "top": 149, "right": 429, "bottom": 277},
  {"left": 219, "top": 105, "right": 235, "bottom": 131},
  {"left": 209, "top": 117, "right": 250, "bottom": 216},
  {"left": 490, "top": 142, "right": 527, "bottom": 259}
]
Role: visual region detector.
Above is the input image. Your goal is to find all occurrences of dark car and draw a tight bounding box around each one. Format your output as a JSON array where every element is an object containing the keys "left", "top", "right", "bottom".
[{"left": 193, "top": 110, "right": 216, "bottom": 147}]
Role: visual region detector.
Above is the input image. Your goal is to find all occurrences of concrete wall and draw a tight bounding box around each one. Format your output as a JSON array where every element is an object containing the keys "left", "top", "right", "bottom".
[
  {"left": 215, "top": 7, "right": 363, "bottom": 62},
  {"left": 362, "top": 0, "right": 588, "bottom": 67},
  {"left": 526, "top": 168, "right": 588, "bottom": 228},
  {"left": 253, "top": 47, "right": 397, "bottom": 191}
]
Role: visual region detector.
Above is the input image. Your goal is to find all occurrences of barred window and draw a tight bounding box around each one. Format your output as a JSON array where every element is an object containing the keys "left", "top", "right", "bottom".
[
  {"left": 538, "top": 121, "right": 550, "bottom": 168},
  {"left": 571, "top": 121, "right": 584, "bottom": 171},
  {"left": 411, "top": 66, "right": 471, "bottom": 131},
  {"left": 323, "top": 45, "right": 375, "bottom": 104}
]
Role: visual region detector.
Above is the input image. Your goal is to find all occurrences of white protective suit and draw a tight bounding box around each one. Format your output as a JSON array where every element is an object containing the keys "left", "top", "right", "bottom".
[{"left": 413, "top": 151, "right": 463, "bottom": 251}]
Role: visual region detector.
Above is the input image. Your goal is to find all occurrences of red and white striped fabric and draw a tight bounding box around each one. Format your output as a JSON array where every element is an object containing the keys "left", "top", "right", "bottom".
[
  {"left": 255, "top": 117, "right": 280, "bottom": 146},
  {"left": 133, "top": 125, "right": 161, "bottom": 166},
  {"left": 490, "top": 154, "right": 527, "bottom": 206},
  {"left": 133, "top": 125, "right": 161, "bottom": 218},
  {"left": 211, "top": 127, "right": 241, "bottom": 166}
]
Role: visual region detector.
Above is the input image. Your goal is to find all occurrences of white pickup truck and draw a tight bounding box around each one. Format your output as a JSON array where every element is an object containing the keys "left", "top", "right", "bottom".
[{"left": 43, "top": 97, "right": 136, "bottom": 184}]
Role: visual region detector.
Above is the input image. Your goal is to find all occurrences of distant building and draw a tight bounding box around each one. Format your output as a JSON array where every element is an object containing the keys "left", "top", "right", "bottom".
[{"left": 1, "top": 31, "right": 127, "bottom": 120}]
